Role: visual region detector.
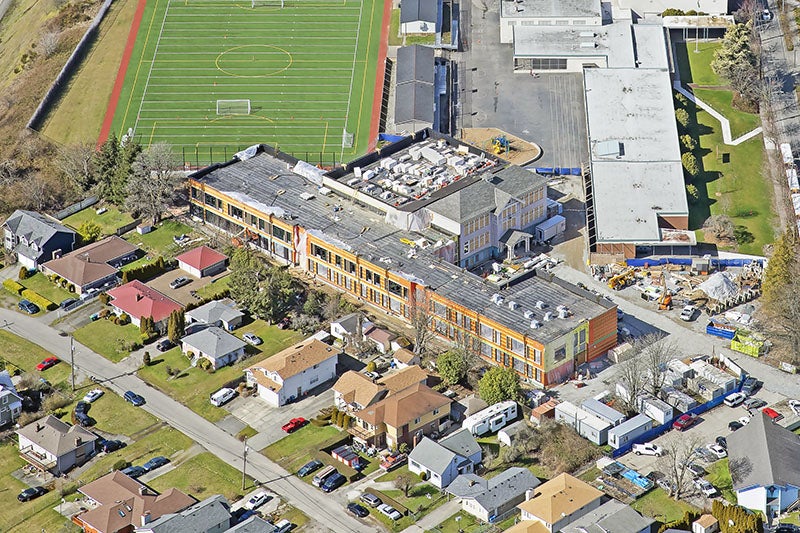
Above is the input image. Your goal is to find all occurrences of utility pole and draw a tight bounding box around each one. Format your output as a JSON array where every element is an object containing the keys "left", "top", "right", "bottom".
[
  {"left": 241, "top": 438, "right": 249, "bottom": 490},
  {"left": 70, "top": 336, "right": 75, "bottom": 392}
]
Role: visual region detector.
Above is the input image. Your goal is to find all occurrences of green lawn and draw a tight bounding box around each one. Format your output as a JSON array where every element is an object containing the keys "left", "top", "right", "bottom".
[
  {"left": 389, "top": 9, "right": 436, "bottom": 46},
  {"left": 675, "top": 41, "right": 722, "bottom": 86},
  {"left": 0, "top": 330, "right": 72, "bottom": 388},
  {"left": 195, "top": 275, "right": 233, "bottom": 299},
  {"left": 72, "top": 319, "right": 143, "bottom": 362},
  {"left": 692, "top": 87, "right": 761, "bottom": 139},
  {"left": 376, "top": 486, "right": 446, "bottom": 531},
  {"left": 434, "top": 510, "right": 518, "bottom": 533},
  {"left": 137, "top": 322, "right": 300, "bottom": 422},
  {"left": 706, "top": 459, "right": 736, "bottom": 503},
  {"left": 631, "top": 488, "right": 699, "bottom": 524},
  {"left": 263, "top": 424, "right": 345, "bottom": 472},
  {"left": 58, "top": 385, "right": 159, "bottom": 437},
  {"left": 124, "top": 220, "right": 196, "bottom": 259},
  {"left": 782, "top": 512, "right": 800, "bottom": 525},
  {"left": 271, "top": 505, "right": 311, "bottom": 529},
  {"left": 20, "top": 272, "right": 75, "bottom": 304},
  {"left": 149, "top": 452, "right": 254, "bottom": 503},
  {"left": 62, "top": 204, "right": 135, "bottom": 236}
]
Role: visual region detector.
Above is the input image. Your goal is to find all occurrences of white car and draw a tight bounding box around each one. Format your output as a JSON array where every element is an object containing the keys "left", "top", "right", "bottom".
[
  {"left": 679, "top": 305, "right": 696, "bottom": 321},
  {"left": 242, "top": 333, "right": 262, "bottom": 346},
  {"left": 738, "top": 416, "right": 751, "bottom": 426},
  {"left": 244, "top": 491, "right": 270, "bottom": 510},
  {"left": 377, "top": 503, "right": 402, "bottom": 520},
  {"left": 632, "top": 443, "right": 664, "bottom": 457},
  {"left": 82, "top": 389, "right": 104, "bottom": 403},
  {"left": 761, "top": 9, "right": 773, "bottom": 21},
  {"left": 694, "top": 478, "right": 717, "bottom": 497},
  {"left": 706, "top": 444, "right": 727, "bottom": 460},
  {"left": 789, "top": 400, "right": 800, "bottom": 416},
  {"left": 724, "top": 392, "right": 747, "bottom": 407}
]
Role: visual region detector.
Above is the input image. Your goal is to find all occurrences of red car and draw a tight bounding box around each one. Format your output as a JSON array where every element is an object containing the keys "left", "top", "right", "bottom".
[
  {"left": 282, "top": 417, "right": 308, "bottom": 433},
  {"left": 36, "top": 357, "right": 59, "bottom": 371},
  {"left": 672, "top": 413, "right": 698, "bottom": 431},
  {"left": 763, "top": 407, "right": 783, "bottom": 422}
]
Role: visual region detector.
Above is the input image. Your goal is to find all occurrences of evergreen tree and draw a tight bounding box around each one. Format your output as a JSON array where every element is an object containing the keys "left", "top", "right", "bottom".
[
  {"left": 94, "top": 133, "right": 120, "bottom": 201},
  {"left": 763, "top": 230, "right": 797, "bottom": 302}
]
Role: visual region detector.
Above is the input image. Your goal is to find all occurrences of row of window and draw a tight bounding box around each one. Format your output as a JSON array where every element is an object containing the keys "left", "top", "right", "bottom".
[
  {"left": 464, "top": 213, "right": 490, "bottom": 235},
  {"left": 192, "top": 187, "right": 291, "bottom": 243},
  {"left": 463, "top": 231, "right": 489, "bottom": 255}
]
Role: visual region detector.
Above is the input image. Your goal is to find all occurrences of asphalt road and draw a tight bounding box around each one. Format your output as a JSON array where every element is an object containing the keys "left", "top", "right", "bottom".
[{"left": 0, "top": 307, "right": 378, "bottom": 533}]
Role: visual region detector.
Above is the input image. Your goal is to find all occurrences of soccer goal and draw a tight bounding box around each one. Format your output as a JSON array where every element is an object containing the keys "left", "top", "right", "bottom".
[
  {"left": 216, "top": 99, "right": 251, "bottom": 116},
  {"left": 251, "top": 0, "right": 283, "bottom": 8}
]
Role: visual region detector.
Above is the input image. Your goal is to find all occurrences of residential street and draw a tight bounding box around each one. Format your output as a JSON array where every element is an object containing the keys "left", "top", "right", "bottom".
[{"left": 0, "top": 308, "right": 379, "bottom": 533}]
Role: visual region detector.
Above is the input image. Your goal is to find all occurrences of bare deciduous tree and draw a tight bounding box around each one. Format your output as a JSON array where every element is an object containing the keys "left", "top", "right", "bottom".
[
  {"left": 759, "top": 266, "right": 800, "bottom": 363},
  {"left": 410, "top": 290, "right": 433, "bottom": 356},
  {"left": 39, "top": 31, "right": 60, "bottom": 57},
  {"left": 393, "top": 473, "right": 413, "bottom": 497},
  {"left": 636, "top": 332, "right": 678, "bottom": 397},
  {"left": 703, "top": 214, "right": 736, "bottom": 243},
  {"left": 57, "top": 142, "right": 97, "bottom": 192},
  {"left": 656, "top": 436, "right": 703, "bottom": 500},
  {"left": 125, "top": 142, "right": 181, "bottom": 224},
  {"left": 615, "top": 348, "right": 646, "bottom": 415}
]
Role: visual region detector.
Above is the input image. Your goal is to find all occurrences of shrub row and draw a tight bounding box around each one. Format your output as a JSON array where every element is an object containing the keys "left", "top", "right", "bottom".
[
  {"left": 184, "top": 289, "right": 231, "bottom": 311},
  {"left": 121, "top": 257, "right": 165, "bottom": 283},
  {"left": 3, "top": 279, "right": 24, "bottom": 295},
  {"left": 21, "top": 289, "right": 56, "bottom": 311}
]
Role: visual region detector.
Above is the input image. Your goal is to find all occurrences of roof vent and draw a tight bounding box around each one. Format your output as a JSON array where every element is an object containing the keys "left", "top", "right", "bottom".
[
  {"left": 523, "top": 310, "right": 534, "bottom": 319},
  {"left": 543, "top": 312, "right": 553, "bottom": 321},
  {"left": 535, "top": 300, "right": 546, "bottom": 309},
  {"left": 558, "top": 307, "right": 570, "bottom": 319},
  {"left": 530, "top": 320, "right": 541, "bottom": 329},
  {"left": 507, "top": 301, "right": 519, "bottom": 310}
]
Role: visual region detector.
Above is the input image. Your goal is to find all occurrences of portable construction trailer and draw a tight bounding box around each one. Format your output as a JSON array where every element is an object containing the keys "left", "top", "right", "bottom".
[
  {"left": 462, "top": 400, "right": 518, "bottom": 437},
  {"left": 608, "top": 414, "right": 653, "bottom": 449},
  {"left": 555, "top": 401, "right": 612, "bottom": 445},
  {"left": 660, "top": 386, "right": 698, "bottom": 413},
  {"left": 580, "top": 398, "right": 626, "bottom": 427},
  {"left": 636, "top": 394, "right": 674, "bottom": 425}
]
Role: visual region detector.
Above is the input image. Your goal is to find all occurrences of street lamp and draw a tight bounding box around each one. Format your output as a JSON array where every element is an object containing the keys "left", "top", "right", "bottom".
[{"left": 241, "top": 438, "right": 249, "bottom": 491}]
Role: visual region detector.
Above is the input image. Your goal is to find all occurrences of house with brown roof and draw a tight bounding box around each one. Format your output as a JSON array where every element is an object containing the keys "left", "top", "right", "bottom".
[
  {"left": 349, "top": 382, "right": 452, "bottom": 449},
  {"left": 107, "top": 280, "right": 183, "bottom": 330},
  {"left": 393, "top": 347, "right": 420, "bottom": 369},
  {"left": 73, "top": 471, "right": 195, "bottom": 533},
  {"left": 245, "top": 338, "right": 340, "bottom": 407},
  {"left": 365, "top": 326, "right": 397, "bottom": 354},
  {"left": 515, "top": 473, "right": 605, "bottom": 532},
  {"left": 176, "top": 245, "right": 228, "bottom": 278},
  {"left": 16, "top": 415, "right": 98, "bottom": 475},
  {"left": 333, "top": 365, "right": 430, "bottom": 412},
  {"left": 42, "top": 236, "right": 138, "bottom": 295}
]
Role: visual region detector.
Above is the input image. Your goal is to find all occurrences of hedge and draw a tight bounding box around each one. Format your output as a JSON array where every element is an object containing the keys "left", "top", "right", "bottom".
[
  {"left": 184, "top": 289, "right": 232, "bottom": 311},
  {"left": 21, "top": 289, "right": 56, "bottom": 311},
  {"left": 3, "top": 279, "right": 24, "bottom": 295},
  {"left": 122, "top": 257, "right": 165, "bottom": 283}
]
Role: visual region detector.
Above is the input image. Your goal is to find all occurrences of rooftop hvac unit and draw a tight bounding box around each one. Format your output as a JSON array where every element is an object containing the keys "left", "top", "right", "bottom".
[
  {"left": 558, "top": 307, "right": 570, "bottom": 319},
  {"left": 536, "top": 300, "right": 546, "bottom": 309},
  {"left": 437, "top": 139, "right": 447, "bottom": 149},
  {"left": 523, "top": 310, "right": 534, "bottom": 319},
  {"left": 530, "top": 320, "right": 542, "bottom": 329},
  {"left": 398, "top": 154, "right": 412, "bottom": 163},
  {"left": 380, "top": 191, "right": 394, "bottom": 200},
  {"left": 580, "top": 41, "right": 598, "bottom": 49},
  {"left": 347, "top": 177, "right": 360, "bottom": 186},
  {"left": 508, "top": 301, "right": 519, "bottom": 310},
  {"left": 579, "top": 31, "right": 596, "bottom": 37},
  {"left": 381, "top": 157, "right": 397, "bottom": 170},
  {"left": 318, "top": 187, "right": 332, "bottom": 196},
  {"left": 492, "top": 263, "right": 503, "bottom": 273},
  {"left": 363, "top": 170, "right": 376, "bottom": 181},
  {"left": 354, "top": 167, "right": 362, "bottom": 177},
  {"left": 299, "top": 192, "right": 315, "bottom": 201},
  {"left": 491, "top": 293, "right": 502, "bottom": 304},
  {"left": 543, "top": 312, "right": 553, "bottom": 321}
]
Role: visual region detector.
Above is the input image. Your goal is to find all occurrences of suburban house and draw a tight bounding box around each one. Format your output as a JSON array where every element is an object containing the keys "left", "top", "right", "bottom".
[
  {"left": 16, "top": 415, "right": 99, "bottom": 475},
  {"left": 185, "top": 298, "right": 244, "bottom": 331},
  {"left": 514, "top": 473, "right": 605, "bottom": 532},
  {"left": 3, "top": 210, "right": 76, "bottom": 269},
  {"left": 134, "top": 494, "right": 231, "bottom": 533},
  {"left": 176, "top": 245, "right": 228, "bottom": 278},
  {"left": 0, "top": 370, "right": 23, "bottom": 428},
  {"left": 350, "top": 382, "right": 452, "bottom": 449},
  {"left": 107, "top": 280, "right": 183, "bottom": 330},
  {"left": 245, "top": 338, "right": 339, "bottom": 406},
  {"left": 453, "top": 395, "right": 489, "bottom": 423},
  {"left": 182, "top": 327, "right": 247, "bottom": 370},
  {"left": 73, "top": 471, "right": 196, "bottom": 533},
  {"left": 329, "top": 313, "right": 372, "bottom": 344},
  {"left": 408, "top": 428, "right": 482, "bottom": 488},
  {"left": 364, "top": 326, "right": 397, "bottom": 354},
  {"left": 447, "top": 467, "right": 540, "bottom": 523},
  {"left": 692, "top": 514, "right": 720, "bottom": 533},
  {"left": 560, "top": 499, "right": 655, "bottom": 533},
  {"left": 400, "top": 0, "right": 437, "bottom": 34},
  {"left": 41, "top": 236, "right": 138, "bottom": 294},
  {"left": 333, "top": 364, "right": 430, "bottom": 411},
  {"left": 727, "top": 411, "right": 800, "bottom": 519},
  {"left": 226, "top": 516, "right": 278, "bottom": 532},
  {"left": 393, "top": 348, "right": 420, "bottom": 369}
]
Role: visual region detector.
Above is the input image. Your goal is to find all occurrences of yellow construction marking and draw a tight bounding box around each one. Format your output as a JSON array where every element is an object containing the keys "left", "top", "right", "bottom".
[
  {"left": 120, "top": 0, "right": 163, "bottom": 137},
  {"left": 215, "top": 44, "right": 293, "bottom": 78},
  {"left": 149, "top": 122, "right": 158, "bottom": 144},
  {"left": 321, "top": 121, "right": 329, "bottom": 153}
]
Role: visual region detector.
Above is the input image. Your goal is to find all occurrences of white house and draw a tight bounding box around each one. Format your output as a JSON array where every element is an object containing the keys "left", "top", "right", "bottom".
[
  {"left": 408, "top": 428, "right": 482, "bottom": 489},
  {"left": 447, "top": 467, "right": 540, "bottom": 523},
  {"left": 185, "top": 298, "right": 244, "bottom": 331},
  {"left": 728, "top": 412, "right": 800, "bottom": 520},
  {"left": 0, "top": 370, "right": 22, "bottom": 428},
  {"left": 393, "top": 348, "right": 420, "bottom": 369},
  {"left": 330, "top": 313, "right": 372, "bottom": 343},
  {"left": 245, "top": 339, "right": 339, "bottom": 407},
  {"left": 181, "top": 327, "right": 247, "bottom": 370},
  {"left": 16, "top": 415, "right": 98, "bottom": 475}
]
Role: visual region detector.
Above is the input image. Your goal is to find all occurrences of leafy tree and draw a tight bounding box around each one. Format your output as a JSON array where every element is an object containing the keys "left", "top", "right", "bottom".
[
  {"left": 228, "top": 247, "right": 300, "bottom": 323},
  {"left": 410, "top": 295, "right": 432, "bottom": 356},
  {"left": 302, "top": 290, "right": 327, "bottom": 318},
  {"left": 18, "top": 266, "right": 29, "bottom": 280},
  {"left": 436, "top": 349, "right": 469, "bottom": 385},
  {"left": 478, "top": 366, "right": 521, "bottom": 405},
  {"left": 142, "top": 352, "right": 151, "bottom": 366},
  {"left": 94, "top": 134, "right": 120, "bottom": 201},
  {"left": 686, "top": 184, "right": 699, "bottom": 203},
  {"left": 94, "top": 134, "right": 141, "bottom": 205},
  {"left": 681, "top": 152, "right": 699, "bottom": 178},
  {"left": 675, "top": 108, "right": 690, "bottom": 128},
  {"left": 662, "top": 8, "right": 685, "bottom": 15},
  {"left": 365, "top": 361, "right": 377, "bottom": 373},
  {"left": 680, "top": 134, "right": 697, "bottom": 152},
  {"left": 78, "top": 220, "right": 102, "bottom": 244},
  {"left": 139, "top": 316, "right": 156, "bottom": 338},
  {"left": 125, "top": 142, "right": 181, "bottom": 224}
]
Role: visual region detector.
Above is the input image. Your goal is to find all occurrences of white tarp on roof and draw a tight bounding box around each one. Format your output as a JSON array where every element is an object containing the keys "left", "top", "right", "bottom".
[
  {"left": 787, "top": 168, "right": 799, "bottom": 191},
  {"left": 699, "top": 272, "right": 739, "bottom": 301}
]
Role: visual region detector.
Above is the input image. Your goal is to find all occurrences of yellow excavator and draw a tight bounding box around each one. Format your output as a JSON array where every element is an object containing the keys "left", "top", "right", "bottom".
[
  {"left": 608, "top": 269, "right": 636, "bottom": 290},
  {"left": 658, "top": 291, "right": 673, "bottom": 310}
]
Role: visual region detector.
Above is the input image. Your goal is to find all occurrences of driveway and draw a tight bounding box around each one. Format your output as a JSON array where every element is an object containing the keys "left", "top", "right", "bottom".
[{"left": 145, "top": 269, "right": 228, "bottom": 306}]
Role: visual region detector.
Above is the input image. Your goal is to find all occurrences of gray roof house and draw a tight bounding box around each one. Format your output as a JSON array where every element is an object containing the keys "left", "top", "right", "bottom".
[
  {"left": 0, "top": 370, "right": 22, "bottom": 428},
  {"left": 408, "top": 429, "right": 482, "bottom": 489},
  {"left": 400, "top": 0, "right": 438, "bottom": 34},
  {"left": 135, "top": 494, "right": 232, "bottom": 533},
  {"left": 329, "top": 313, "right": 372, "bottom": 343},
  {"left": 727, "top": 412, "right": 800, "bottom": 518},
  {"left": 182, "top": 327, "right": 248, "bottom": 370},
  {"left": 447, "top": 467, "right": 541, "bottom": 523},
  {"left": 186, "top": 298, "right": 245, "bottom": 332},
  {"left": 3, "top": 210, "right": 76, "bottom": 269},
  {"left": 16, "top": 415, "right": 98, "bottom": 475},
  {"left": 225, "top": 516, "right": 278, "bottom": 532},
  {"left": 560, "top": 499, "right": 654, "bottom": 533}
]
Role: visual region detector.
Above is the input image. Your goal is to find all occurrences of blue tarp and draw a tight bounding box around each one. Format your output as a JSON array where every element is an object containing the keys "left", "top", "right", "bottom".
[
  {"left": 626, "top": 257, "right": 764, "bottom": 267},
  {"left": 378, "top": 133, "right": 406, "bottom": 143}
]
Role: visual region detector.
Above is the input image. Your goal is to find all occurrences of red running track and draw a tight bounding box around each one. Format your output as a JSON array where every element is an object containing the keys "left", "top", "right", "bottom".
[{"left": 367, "top": 0, "right": 391, "bottom": 152}]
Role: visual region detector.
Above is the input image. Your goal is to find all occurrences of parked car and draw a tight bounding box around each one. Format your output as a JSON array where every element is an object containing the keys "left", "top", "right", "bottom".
[
  {"left": 715, "top": 436, "right": 727, "bottom": 449},
  {"left": 632, "top": 443, "right": 663, "bottom": 457},
  {"left": 694, "top": 478, "right": 717, "bottom": 497},
  {"left": 297, "top": 459, "right": 323, "bottom": 477},
  {"left": 790, "top": 400, "right": 800, "bottom": 416},
  {"left": 83, "top": 389, "right": 104, "bottom": 403},
  {"left": 377, "top": 503, "right": 402, "bottom": 521},
  {"left": 143, "top": 456, "right": 170, "bottom": 472},
  {"left": 347, "top": 502, "right": 369, "bottom": 518},
  {"left": 169, "top": 276, "right": 191, "bottom": 289},
  {"left": 679, "top": 305, "right": 696, "bottom": 321},
  {"left": 121, "top": 465, "right": 147, "bottom": 478},
  {"left": 18, "top": 299, "right": 40, "bottom": 314},
  {"left": 123, "top": 390, "right": 145, "bottom": 406},
  {"left": 243, "top": 333, "right": 262, "bottom": 346},
  {"left": 36, "top": 357, "right": 59, "bottom": 371},
  {"left": 321, "top": 472, "right": 346, "bottom": 493},
  {"left": 18, "top": 486, "right": 47, "bottom": 502},
  {"left": 156, "top": 339, "right": 174, "bottom": 352},
  {"left": 363, "top": 371, "right": 380, "bottom": 380},
  {"left": 282, "top": 417, "right": 308, "bottom": 433},
  {"left": 380, "top": 452, "right": 408, "bottom": 470},
  {"left": 728, "top": 420, "right": 744, "bottom": 432},
  {"left": 360, "top": 493, "right": 382, "bottom": 507},
  {"left": 706, "top": 444, "right": 727, "bottom": 460},
  {"left": 274, "top": 519, "right": 292, "bottom": 533},
  {"left": 724, "top": 392, "right": 747, "bottom": 407},
  {"left": 687, "top": 463, "right": 706, "bottom": 478},
  {"left": 763, "top": 407, "right": 783, "bottom": 421},
  {"left": 99, "top": 439, "right": 126, "bottom": 453},
  {"left": 60, "top": 298, "right": 78, "bottom": 310},
  {"left": 741, "top": 377, "right": 761, "bottom": 396},
  {"left": 673, "top": 413, "right": 698, "bottom": 431},
  {"left": 74, "top": 401, "right": 91, "bottom": 426},
  {"left": 743, "top": 397, "right": 766, "bottom": 410},
  {"left": 244, "top": 491, "right": 271, "bottom": 510}
]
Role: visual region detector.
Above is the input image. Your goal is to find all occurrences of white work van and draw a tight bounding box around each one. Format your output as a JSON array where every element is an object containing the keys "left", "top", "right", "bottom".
[{"left": 210, "top": 387, "right": 236, "bottom": 407}]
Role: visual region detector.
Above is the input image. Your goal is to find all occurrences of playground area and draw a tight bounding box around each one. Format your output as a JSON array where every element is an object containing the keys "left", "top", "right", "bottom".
[{"left": 460, "top": 127, "right": 542, "bottom": 166}]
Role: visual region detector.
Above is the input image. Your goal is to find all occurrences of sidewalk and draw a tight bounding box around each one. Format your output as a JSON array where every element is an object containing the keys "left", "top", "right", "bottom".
[{"left": 399, "top": 499, "right": 460, "bottom": 533}]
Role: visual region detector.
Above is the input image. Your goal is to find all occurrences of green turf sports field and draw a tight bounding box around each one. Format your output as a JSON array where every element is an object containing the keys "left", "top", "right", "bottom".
[{"left": 110, "top": 0, "right": 383, "bottom": 166}]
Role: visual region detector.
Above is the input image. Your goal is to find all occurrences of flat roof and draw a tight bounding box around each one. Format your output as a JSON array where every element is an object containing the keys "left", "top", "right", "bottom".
[
  {"left": 631, "top": 24, "right": 668, "bottom": 69},
  {"left": 513, "top": 23, "right": 635, "bottom": 68},
  {"left": 501, "top": 0, "right": 601, "bottom": 19},
  {"left": 584, "top": 68, "right": 688, "bottom": 244},
  {"left": 612, "top": 0, "right": 728, "bottom": 16}
]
